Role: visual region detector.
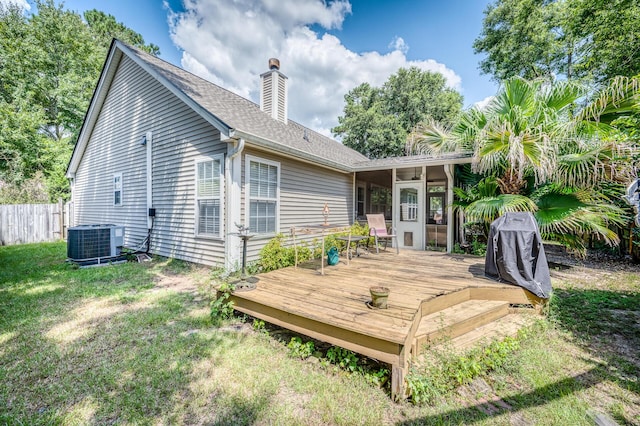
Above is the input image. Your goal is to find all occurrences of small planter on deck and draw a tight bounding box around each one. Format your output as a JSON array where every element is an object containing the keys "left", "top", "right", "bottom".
[{"left": 369, "top": 286, "right": 390, "bottom": 309}]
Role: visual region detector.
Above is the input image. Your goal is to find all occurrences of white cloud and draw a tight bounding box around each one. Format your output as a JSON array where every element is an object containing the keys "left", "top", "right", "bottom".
[
  {"left": 168, "top": 0, "right": 461, "bottom": 136},
  {"left": 474, "top": 95, "right": 494, "bottom": 110},
  {"left": 0, "top": 0, "right": 30, "bottom": 10},
  {"left": 388, "top": 36, "right": 409, "bottom": 55}
]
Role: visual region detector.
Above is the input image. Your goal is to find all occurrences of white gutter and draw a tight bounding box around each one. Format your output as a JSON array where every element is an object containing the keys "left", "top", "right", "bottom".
[
  {"left": 352, "top": 154, "right": 473, "bottom": 172},
  {"left": 231, "top": 129, "right": 355, "bottom": 174},
  {"left": 227, "top": 137, "right": 245, "bottom": 160}
]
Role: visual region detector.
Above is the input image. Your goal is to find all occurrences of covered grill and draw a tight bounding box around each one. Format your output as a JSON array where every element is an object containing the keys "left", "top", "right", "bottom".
[{"left": 485, "top": 212, "right": 552, "bottom": 299}]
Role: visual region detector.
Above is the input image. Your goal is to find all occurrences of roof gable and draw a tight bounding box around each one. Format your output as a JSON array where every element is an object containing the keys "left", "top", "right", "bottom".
[{"left": 68, "top": 40, "right": 368, "bottom": 177}]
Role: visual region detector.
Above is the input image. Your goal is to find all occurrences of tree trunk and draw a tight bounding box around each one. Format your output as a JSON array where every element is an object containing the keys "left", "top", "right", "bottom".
[{"left": 497, "top": 170, "right": 526, "bottom": 194}]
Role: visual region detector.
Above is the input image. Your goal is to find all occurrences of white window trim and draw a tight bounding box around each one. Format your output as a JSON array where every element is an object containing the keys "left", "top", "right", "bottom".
[
  {"left": 194, "top": 154, "right": 225, "bottom": 239},
  {"left": 113, "top": 172, "right": 123, "bottom": 207},
  {"left": 245, "top": 154, "right": 280, "bottom": 236}
]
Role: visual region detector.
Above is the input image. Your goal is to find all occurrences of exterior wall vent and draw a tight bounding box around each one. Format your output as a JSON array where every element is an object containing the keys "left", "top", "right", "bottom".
[
  {"left": 67, "top": 224, "right": 125, "bottom": 265},
  {"left": 260, "top": 58, "right": 288, "bottom": 124}
]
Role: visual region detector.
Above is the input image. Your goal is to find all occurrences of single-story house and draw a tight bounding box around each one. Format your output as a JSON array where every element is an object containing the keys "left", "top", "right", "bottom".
[{"left": 66, "top": 40, "right": 472, "bottom": 269}]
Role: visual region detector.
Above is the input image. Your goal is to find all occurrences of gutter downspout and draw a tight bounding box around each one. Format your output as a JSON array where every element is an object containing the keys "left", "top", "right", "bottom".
[
  {"left": 146, "top": 131, "right": 153, "bottom": 253},
  {"left": 68, "top": 172, "right": 75, "bottom": 228},
  {"left": 444, "top": 163, "right": 454, "bottom": 253},
  {"left": 225, "top": 138, "right": 245, "bottom": 270}
]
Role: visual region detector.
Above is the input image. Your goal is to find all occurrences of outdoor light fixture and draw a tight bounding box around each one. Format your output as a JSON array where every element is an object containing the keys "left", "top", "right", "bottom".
[{"left": 140, "top": 135, "right": 147, "bottom": 146}]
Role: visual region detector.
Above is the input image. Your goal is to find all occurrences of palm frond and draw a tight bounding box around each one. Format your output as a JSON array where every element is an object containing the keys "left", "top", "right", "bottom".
[
  {"left": 464, "top": 194, "right": 536, "bottom": 223},
  {"left": 555, "top": 146, "right": 603, "bottom": 188},
  {"left": 578, "top": 76, "right": 640, "bottom": 125},
  {"left": 541, "top": 80, "right": 584, "bottom": 112},
  {"left": 407, "top": 119, "right": 458, "bottom": 155},
  {"left": 452, "top": 107, "right": 487, "bottom": 148},
  {"left": 534, "top": 191, "right": 587, "bottom": 226},
  {"left": 536, "top": 195, "right": 626, "bottom": 247},
  {"left": 488, "top": 77, "right": 537, "bottom": 117}
]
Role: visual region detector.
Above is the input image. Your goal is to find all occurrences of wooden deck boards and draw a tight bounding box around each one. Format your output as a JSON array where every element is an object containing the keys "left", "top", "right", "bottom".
[
  {"left": 227, "top": 250, "right": 542, "bottom": 399},
  {"left": 230, "top": 251, "right": 515, "bottom": 342}
]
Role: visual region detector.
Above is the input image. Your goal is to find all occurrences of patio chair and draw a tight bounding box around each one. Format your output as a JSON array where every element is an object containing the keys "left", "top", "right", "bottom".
[{"left": 366, "top": 214, "right": 398, "bottom": 254}]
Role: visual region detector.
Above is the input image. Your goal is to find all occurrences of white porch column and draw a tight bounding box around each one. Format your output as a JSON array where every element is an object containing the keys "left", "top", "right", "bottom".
[
  {"left": 444, "top": 163, "right": 455, "bottom": 252},
  {"left": 391, "top": 168, "right": 397, "bottom": 247}
]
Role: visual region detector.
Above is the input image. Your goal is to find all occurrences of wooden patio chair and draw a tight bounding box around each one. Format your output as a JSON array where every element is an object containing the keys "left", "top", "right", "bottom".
[{"left": 366, "top": 214, "right": 398, "bottom": 254}]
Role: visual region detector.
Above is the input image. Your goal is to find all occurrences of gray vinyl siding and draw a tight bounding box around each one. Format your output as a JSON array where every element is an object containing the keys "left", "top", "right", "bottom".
[
  {"left": 241, "top": 148, "right": 353, "bottom": 261},
  {"left": 74, "top": 55, "right": 226, "bottom": 266}
]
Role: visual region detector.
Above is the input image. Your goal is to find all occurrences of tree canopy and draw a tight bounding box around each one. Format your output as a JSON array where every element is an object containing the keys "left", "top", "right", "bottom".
[
  {"left": 0, "top": 0, "right": 158, "bottom": 203},
  {"left": 474, "top": 0, "right": 640, "bottom": 84},
  {"left": 332, "top": 67, "right": 463, "bottom": 159}
]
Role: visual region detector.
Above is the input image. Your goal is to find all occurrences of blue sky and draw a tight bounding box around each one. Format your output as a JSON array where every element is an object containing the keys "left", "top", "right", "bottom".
[{"left": 22, "top": 0, "right": 498, "bottom": 135}]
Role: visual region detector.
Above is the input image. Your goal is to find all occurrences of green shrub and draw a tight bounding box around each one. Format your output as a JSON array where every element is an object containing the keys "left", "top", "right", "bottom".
[
  {"left": 210, "top": 281, "right": 235, "bottom": 325},
  {"left": 259, "top": 224, "right": 373, "bottom": 273},
  {"left": 287, "top": 337, "right": 315, "bottom": 359},
  {"left": 452, "top": 243, "right": 465, "bottom": 254},
  {"left": 252, "top": 319, "right": 268, "bottom": 334},
  {"left": 326, "top": 346, "right": 359, "bottom": 372},
  {"left": 259, "top": 234, "right": 311, "bottom": 272},
  {"left": 471, "top": 236, "right": 487, "bottom": 256}
]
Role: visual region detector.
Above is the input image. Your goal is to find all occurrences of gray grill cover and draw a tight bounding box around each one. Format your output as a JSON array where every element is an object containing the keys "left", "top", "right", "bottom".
[{"left": 485, "top": 212, "right": 552, "bottom": 298}]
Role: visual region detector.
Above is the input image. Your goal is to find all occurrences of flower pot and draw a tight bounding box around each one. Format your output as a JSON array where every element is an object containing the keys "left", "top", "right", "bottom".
[{"left": 369, "top": 286, "right": 390, "bottom": 309}]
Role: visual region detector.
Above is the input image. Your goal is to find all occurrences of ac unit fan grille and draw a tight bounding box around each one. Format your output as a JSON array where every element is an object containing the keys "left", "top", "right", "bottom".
[{"left": 67, "top": 226, "right": 120, "bottom": 260}]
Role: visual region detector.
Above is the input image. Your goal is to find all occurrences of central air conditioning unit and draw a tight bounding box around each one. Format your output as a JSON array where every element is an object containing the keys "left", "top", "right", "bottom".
[{"left": 67, "top": 224, "right": 125, "bottom": 263}]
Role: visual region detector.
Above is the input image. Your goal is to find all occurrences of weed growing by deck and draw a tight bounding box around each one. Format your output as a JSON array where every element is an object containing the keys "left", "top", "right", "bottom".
[
  {"left": 407, "top": 333, "right": 522, "bottom": 404},
  {"left": 209, "top": 281, "right": 235, "bottom": 324}
]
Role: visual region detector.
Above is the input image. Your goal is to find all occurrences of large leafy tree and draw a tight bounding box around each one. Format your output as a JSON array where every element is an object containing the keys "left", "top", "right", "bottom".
[
  {"left": 474, "top": 0, "right": 640, "bottom": 84},
  {"left": 473, "top": 0, "right": 566, "bottom": 82},
  {"left": 84, "top": 10, "right": 160, "bottom": 56},
  {"left": 409, "top": 76, "right": 639, "bottom": 252},
  {"left": 333, "top": 67, "right": 463, "bottom": 159},
  {"left": 0, "top": 0, "right": 158, "bottom": 202}
]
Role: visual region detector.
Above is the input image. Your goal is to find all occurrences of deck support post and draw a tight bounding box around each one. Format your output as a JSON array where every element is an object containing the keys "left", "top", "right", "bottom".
[{"left": 391, "top": 364, "right": 407, "bottom": 402}]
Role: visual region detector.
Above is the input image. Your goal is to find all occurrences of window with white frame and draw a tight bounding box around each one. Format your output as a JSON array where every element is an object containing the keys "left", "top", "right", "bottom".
[
  {"left": 113, "top": 172, "right": 122, "bottom": 206},
  {"left": 247, "top": 156, "right": 279, "bottom": 234},
  {"left": 195, "top": 155, "right": 223, "bottom": 237}
]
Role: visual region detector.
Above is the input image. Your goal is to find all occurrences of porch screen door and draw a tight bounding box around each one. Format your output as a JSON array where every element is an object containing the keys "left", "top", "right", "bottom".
[{"left": 395, "top": 182, "right": 424, "bottom": 249}]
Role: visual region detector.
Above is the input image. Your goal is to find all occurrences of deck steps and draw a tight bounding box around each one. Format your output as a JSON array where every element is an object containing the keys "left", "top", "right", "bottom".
[
  {"left": 434, "top": 313, "right": 532, "bottom": 352},
  {"left": 413, "top": 299, "right": 510, "bottom": 355}
]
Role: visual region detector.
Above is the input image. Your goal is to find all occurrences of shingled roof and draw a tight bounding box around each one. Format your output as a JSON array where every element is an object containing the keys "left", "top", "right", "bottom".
[
  {"left": 121, "top": 42, "right": 368, "bottom": 171},
  {"left": 69, "top": 40, "right": 471, "bottom": 178}
]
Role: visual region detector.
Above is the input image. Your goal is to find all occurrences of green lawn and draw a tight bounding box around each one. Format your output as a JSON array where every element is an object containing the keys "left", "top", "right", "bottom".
[{"left": 1, "top": 242, "right": 638, "bottom": 425}]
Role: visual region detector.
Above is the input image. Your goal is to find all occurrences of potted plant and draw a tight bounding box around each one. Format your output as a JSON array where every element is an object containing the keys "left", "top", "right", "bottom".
[{"left": 369, "top": 286, "right": 390, "bottom": 309}]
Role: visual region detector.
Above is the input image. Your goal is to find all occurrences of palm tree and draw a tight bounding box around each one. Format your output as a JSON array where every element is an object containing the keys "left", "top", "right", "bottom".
[{"left": 408, "top": 76, "right": 639, "bottom": 252}]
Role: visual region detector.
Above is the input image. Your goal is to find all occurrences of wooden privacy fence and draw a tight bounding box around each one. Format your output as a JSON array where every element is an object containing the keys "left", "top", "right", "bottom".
[{"left": 0, "top": 201, "right": 70, "bottom": 246}]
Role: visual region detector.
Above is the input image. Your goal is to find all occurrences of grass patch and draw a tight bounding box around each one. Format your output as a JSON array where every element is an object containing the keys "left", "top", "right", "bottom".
[
  {"left": 0, "top": 242, "right": 391, "bottom": 425},
  {"left": 1, "top": 242, "right": 638, "bottom": 424}
]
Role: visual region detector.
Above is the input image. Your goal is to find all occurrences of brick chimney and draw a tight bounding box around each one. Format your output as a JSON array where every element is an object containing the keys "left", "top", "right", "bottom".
[{"left": 260, "top": 58, "right": 288, "bottom": 124}]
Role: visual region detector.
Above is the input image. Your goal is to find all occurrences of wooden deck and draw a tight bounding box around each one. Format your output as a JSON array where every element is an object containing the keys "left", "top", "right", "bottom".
[{"left": 227, "top": 250, "right": 544, "bottom": 399}]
